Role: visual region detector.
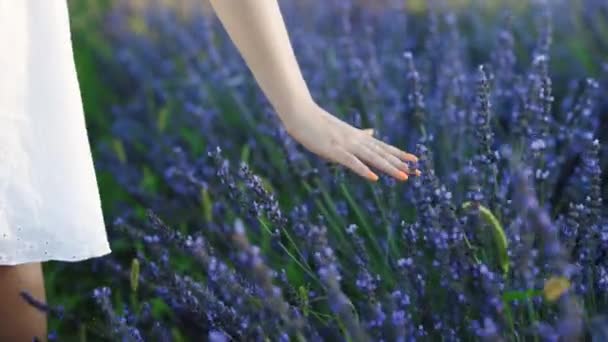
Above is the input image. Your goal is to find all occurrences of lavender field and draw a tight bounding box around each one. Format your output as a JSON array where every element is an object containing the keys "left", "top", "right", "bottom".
[{"left": 40, "top": 0, "right": 608, "bottom": 340}]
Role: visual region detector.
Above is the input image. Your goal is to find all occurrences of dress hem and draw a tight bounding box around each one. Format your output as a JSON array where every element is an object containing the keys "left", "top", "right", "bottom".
[{"left": 0, "top": 246, "right": 112, "bottom": 266}]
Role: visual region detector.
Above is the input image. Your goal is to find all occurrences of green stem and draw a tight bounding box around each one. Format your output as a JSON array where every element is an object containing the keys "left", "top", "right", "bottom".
[
  {"left": 340, "top": 183, "right": 384, "bottom": 258},
  {"left": 340, "top": 183, "right": 396, "bottom": 287},
  {"left": 462, "top": 235, "right": 482, "bottom": 264},
  {"left": 367, "top": 183, "right": 396, "bottom": 262},
  {"left": 527, "top": 301, "right": 540, "bottom": 342},
  {"left": 257, "top": 219, "right": 321, "bottom": 288},
  {"left": 301, "top": 181, "right": 355, "bottom": 256}
]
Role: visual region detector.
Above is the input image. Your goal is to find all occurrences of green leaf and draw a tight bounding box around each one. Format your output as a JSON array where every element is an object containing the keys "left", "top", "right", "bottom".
[
  {"left": 171, "top": 327, "right": 186, "bottom": 342},
  {"left": 130, "top": 258, "right": 140, "bottom": 293},
  {"left": 140, "top": 166, "right": 158, "bottom": 193},
  {"left": 200, "top": 187, "right": 213, "bottom": 223},
  {"left": 298, "top": 285, "right": 310, "bottom": 317},
  {"left": 157, "top": 105, "right": 171, "bottom": 133},
  {"left": 128, "top": 16, "right": 149, "bottom": 35},
  {"left": 150, "top": 297, "right": 171, "bottom": 317},
  {"left": 502, "top": 289, "right": 542, "bottom": 302},
  {"left": 180, "top": 126, "right": 204, "bottom": 156},
  {"left": 111, "top": 138, "right": 127, "bottom": 164},
  {"left": 78, "top": 324, "right": 87, "bottom": 342},
  {"left": 462, "top": 201, "right": 509, "bottom": 275},
  {"left": 240, "top": 144, "right": 251, "bottom": 164}
]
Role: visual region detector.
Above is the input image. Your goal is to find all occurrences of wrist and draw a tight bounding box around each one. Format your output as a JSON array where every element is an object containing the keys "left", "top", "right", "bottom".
[{"left": 274, "top": 92, "right": 316, "bottom": 126}]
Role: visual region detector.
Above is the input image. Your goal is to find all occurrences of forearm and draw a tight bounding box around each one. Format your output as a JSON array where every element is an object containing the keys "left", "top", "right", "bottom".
[{"left": 208, "top": 0, "right": 313, "bottom": 119}]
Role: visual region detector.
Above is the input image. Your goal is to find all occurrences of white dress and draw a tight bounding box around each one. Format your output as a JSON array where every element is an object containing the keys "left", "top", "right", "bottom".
[{"left": 0, "top": 0, "right": 112, "bottom": 265}]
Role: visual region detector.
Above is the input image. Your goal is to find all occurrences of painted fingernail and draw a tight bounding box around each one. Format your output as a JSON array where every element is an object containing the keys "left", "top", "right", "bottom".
[
  {"left": 398, "top": 171, "right": 409, "bottom": 181},
  {"left": 368, "top": 171, "right": 379, "bottom": 181},
  {"left": 405, "top": 153, "right": 419, "bottom": 163}
]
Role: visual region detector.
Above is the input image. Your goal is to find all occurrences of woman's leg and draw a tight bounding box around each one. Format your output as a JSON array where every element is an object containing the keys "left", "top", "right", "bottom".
[{"left": 0, "top": 262, "right": 47, "bottom": 341}]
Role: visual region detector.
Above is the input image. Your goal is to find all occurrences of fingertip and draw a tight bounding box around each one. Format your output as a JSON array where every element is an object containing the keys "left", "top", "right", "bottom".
[
  {"left": 363, "top": 128, "right": 375, "bottom": 136},
  {"left": 367, "top": 171, "right": 379, "bottom": 181},
  {"left": 404, "top": 153, "right": 419, "bottom": 163}
]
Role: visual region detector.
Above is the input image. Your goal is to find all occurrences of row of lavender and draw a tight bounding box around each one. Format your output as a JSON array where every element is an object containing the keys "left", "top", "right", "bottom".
[{"left": 51, "top": 0, "right": 607, "bottom": 340}]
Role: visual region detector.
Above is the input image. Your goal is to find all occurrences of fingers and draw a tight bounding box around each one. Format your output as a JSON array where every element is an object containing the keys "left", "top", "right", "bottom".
[
  {"left": 365, "top": 140, "right": 411, "bottom": 174},
  {"left": 333, "top": 146, "right": 379, "bottom": 181},
  {"left": 352, "top": 143, "right": 409, "bottom": 181},
  {"left": 328, "top": 126, "right": 421, "bottom": 182},
  {"left": 375, "top": 139, "right": 419, "bottom": 163},
  {"left": 360, "top": 129, "right": 418, "bottom": 163}
]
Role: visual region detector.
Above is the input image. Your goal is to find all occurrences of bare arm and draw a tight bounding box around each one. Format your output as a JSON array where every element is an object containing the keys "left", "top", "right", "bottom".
[
  {"left": 208, "top": 0, "right": 311, "bottom": 118},
  {"left": 209, "top": 0, "right": 420, "bottom": 181}
]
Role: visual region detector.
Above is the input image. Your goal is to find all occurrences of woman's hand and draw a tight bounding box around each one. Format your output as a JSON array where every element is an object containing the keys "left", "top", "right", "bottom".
[
  {"left": 208, "top": 0, "right": 419, "bottom": 182},
  {"left": 280, "top": 99, "right": 420, "bottom": 182}
]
